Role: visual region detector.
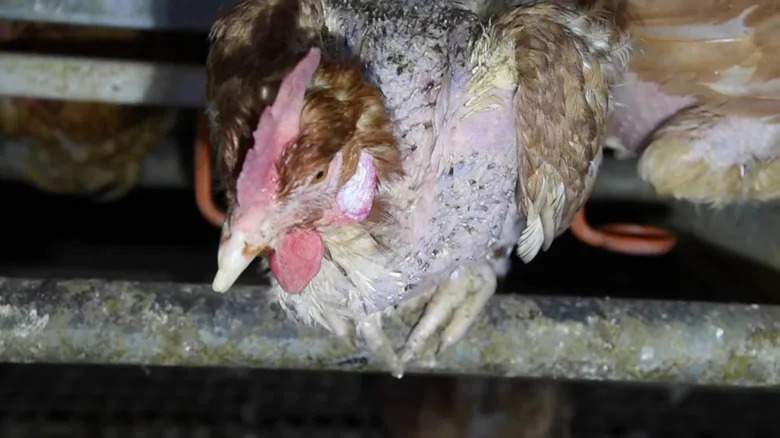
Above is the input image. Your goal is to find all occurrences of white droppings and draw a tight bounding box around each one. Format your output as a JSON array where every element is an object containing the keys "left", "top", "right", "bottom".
[
  {"left": 0, "top": 305, "right": 50, "bottom": 338},
  {"left": 640, "top": 345, "right": 655, "bottom": 362},
  {"left": 715, "top": 327, "right": 724, "bottom": 340},
  {"left": 142, "top": 303, "right": 169, "bottom": 326}
]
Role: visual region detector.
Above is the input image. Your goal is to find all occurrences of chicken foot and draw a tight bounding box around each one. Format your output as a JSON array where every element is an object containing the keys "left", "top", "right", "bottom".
[
  {"left": 356, "top": 312, "right": 404, "bottom": 378},
  {"left": 400, "top": 261, "right": 497, "bottom": 366}
]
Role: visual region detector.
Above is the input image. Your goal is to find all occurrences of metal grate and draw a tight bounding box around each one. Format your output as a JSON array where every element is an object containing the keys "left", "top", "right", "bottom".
[
  {"left": 0, "top": 364, "right": 384, "bottom": 438},
  {"left": 2, "top": 364, "right": 780, "bottom": 438},
  {"left": 567, "top": 382, "right": 780, "bottom": 438}
]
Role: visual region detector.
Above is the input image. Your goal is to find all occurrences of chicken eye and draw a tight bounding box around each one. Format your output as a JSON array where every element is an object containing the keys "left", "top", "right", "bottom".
[{"left": 312, "top": 168, "right": 327, "bottom": 183}]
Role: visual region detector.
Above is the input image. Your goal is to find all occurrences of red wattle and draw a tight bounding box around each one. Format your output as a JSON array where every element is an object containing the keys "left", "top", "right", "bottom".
[{"left": 269, "top": 228, "right": 324, "bottom": 294}]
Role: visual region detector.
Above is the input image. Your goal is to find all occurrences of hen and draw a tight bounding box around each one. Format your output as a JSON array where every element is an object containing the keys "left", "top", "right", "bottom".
[
  {"left": 0, "top": 21, "right": 176, "bottom": 199},
  {"left": 607, "top": 0, "right": 780, "bottom": 204},
  {"left": 0, "top": 98, "right": 175, "bottom": 199},
  {"left": 206, "top": 0, "right": 629, "bottom": 373}
]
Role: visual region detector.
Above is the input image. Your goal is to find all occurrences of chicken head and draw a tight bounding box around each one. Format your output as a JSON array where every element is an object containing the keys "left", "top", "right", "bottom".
[{"left": 214, "top": 48, "right": 397, "bottom": 295}]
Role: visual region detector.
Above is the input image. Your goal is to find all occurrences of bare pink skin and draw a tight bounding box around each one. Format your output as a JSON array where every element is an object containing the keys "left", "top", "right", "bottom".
[
  {"left": 609, "top": 72, "right": 780, "bottom": 174},
  {"left": 229, "top": 49, "right": 325, "bottom": 294},
  {"left": 269, "top": 152, "right": 376, "bottom": 293},
  {"left": 336, "top": 152, "right": 377, "bottom": 221},
  {"left": 607, "top": 72, "right": 697, "bottom": 154},
  {"left": 267, "top": 12, "right": 523, "bottom": 314}
]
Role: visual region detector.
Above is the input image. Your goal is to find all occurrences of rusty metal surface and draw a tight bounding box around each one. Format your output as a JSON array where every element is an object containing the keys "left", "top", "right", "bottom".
[{"left": 2, "top": 277, "right": 780, "bottom": 386}]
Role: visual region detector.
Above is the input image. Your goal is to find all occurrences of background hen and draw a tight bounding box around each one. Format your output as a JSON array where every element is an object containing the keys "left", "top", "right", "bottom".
[
  {"left": 0, "top": 21, "right": 176, "bottom": 200},
  {"left": 206, "top": 0, "right": 629, "bottom": 374},
  {"left": 607, "top": 0, "right": 780, "bottom": 204}
]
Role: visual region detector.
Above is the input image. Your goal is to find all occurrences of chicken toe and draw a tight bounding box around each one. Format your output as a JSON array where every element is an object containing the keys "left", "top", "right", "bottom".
[
  {"left": 356, "top": 313, "right": 403, "bottom": 378},
  {"left": 439, "top": 262, "right": 496, "bottom": 354},
  {"left": 95, "top": 162, "right": 143, "bottom": 201},
  {"left": 400, "top": 273, "right": 470, "bottom": 364},
  {"left": 400, "top": 262, "right": 497, "bottom": 365},
  {"left": 321, "top": 311, "right": 355, "bottom": 349}
]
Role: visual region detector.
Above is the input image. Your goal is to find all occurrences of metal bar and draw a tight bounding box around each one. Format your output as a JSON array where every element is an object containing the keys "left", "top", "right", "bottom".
[
  {"left": 671, "top": 202, "right": 780, "bottom": 273},
  {"left": 0, "top": 0, "right": 228, "bottom": 31},
  {"left": 0, "top": 53, "right": 205, "bottom": 107},
  {"left": 2, "top": 277, "right": 779, "bottom": 386}
]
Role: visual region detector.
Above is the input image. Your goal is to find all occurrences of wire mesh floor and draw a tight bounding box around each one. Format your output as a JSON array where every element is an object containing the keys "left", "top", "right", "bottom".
[{"left": 0, "top": 363, "right": 779, "bottom": 438}]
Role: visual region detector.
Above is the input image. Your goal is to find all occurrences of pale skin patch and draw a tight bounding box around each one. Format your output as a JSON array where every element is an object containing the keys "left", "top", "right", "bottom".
[{"left": 337, "top": 152, "right": 377, "bottom": 221}]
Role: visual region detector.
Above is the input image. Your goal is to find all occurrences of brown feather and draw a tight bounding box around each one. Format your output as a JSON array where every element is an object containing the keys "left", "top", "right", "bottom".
[
  {"left": 626, "top": 0, "right": 780, "bottom": 118},
  {"left": 276, "top": 56, "right": 402, "bottom": 201},
  {"left": 206, "top": 0, "right": 401, "bottom": 208},
  {"left": 497, "top": 2, "right": 622, "bottom": 233}
]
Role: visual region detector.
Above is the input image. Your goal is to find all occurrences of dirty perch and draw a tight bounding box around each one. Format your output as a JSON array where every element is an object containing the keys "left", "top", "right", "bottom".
[{"left": 1, "top": 277, "right": 779, "bottom": 387}]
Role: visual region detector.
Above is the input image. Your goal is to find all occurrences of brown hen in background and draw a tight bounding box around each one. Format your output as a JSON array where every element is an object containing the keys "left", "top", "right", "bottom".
[
  {"left": 607, "top": 0, "right": 780, "bottom": 204},
  {"left": 0, "top": 21, "right": 176, "bottom": 200}
]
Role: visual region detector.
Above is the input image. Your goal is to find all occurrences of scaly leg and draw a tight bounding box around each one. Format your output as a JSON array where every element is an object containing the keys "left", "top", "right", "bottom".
[
  {"left": 394, "top": 286, "right": 438, "bottom": 318},
  {"left": 400, "top": 261, "right": 497, "bottom": 365}
]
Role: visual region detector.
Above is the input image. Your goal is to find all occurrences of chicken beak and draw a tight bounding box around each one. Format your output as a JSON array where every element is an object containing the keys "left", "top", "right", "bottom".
[{"left": 212, "top": 228, "right": 256, "bottom": 293}]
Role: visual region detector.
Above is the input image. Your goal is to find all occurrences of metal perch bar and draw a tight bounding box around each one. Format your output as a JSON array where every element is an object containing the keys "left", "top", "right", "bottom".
[
  {"left": 1, "top": 277, "right": 779, "bottom": 386},
  {"left": 0, "top": 53, "right": 205, "bottom": 107},
  {"left": 0, "top": 0, "right": 224, "bottom": 31}
]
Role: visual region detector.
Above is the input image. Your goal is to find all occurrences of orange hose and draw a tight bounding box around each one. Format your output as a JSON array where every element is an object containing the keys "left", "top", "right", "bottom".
[
  {"left": 195, "top": 113, "right": 226, "bottom": 227},
  {"left": 570, "top": 207, "right": 677, "bottom": 256}
]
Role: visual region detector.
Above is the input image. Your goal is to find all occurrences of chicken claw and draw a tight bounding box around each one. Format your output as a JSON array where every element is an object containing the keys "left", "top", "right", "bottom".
[
  {"left": 321, "top": 311, "right": 355, "bottom": 349},
  {"left": 357, "top": 312, "right": 404, "bottom": 378},
  {"left": 400, "top": 261, "right": 497, "bottom": 365}
]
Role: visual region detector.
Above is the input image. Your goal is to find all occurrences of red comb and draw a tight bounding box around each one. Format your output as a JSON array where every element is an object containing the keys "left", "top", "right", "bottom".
[{"left": 236, "top": 48, "right": 322, "bottom": 211}]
